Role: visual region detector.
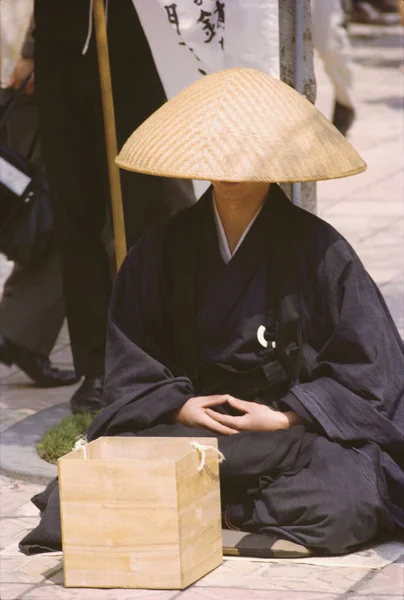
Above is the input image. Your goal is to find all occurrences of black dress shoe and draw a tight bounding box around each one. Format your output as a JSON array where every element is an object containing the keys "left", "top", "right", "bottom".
[
  {"left": 70, "top": 375, "right": 104, "bottom": 414},
  {"left": 0, "top": 335, "right": 80, "bottom": 388},
  {"left": 332, "top": 101, "right": 356, "bottom": 137}
]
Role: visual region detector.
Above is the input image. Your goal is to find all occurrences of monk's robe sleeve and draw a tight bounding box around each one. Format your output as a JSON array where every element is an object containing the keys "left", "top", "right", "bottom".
[
  {"left": 282, "top": 239, "right": 404, "bottom": 449},
  {"left": 88, "top": 242, "right": 195, "bottom": 440}
]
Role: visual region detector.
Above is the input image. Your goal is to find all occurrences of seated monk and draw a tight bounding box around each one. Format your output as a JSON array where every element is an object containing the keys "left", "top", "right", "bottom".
[{"left": 20, "top": 69, "right": 403, "bottom": 557}]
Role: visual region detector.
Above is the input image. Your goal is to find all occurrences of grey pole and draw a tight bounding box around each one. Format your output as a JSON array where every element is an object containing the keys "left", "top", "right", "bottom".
[
  {"left": 292, "top": 0, "right": 305, "bottom": 207},
  {"left": 279, "top": 0, "right": 317, "bottom": 214}
]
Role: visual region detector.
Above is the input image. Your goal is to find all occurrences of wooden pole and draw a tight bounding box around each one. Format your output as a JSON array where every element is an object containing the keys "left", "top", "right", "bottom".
[{"left": 93, "top": 0, "right": 127, "bottom": 269}]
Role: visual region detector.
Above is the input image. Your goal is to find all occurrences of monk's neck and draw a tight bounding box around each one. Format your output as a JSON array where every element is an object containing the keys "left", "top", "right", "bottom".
[{"left": 213, "top": 182, "right": 270, "bottom": 253}]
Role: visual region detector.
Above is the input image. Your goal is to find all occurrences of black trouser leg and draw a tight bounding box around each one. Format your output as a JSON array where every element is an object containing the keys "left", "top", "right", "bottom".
[
  {"left": 34, "top": 49, "right": 111, "bottom": 376},
  {"left": 0, "top": 90, "right": 66, "bottom": 357},
  {"left": 33, "top": 0, "right": 195, "bottom": 375}
]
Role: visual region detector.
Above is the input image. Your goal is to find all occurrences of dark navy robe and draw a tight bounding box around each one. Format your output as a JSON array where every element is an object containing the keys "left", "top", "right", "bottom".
[{"left": 20, "top": 185, "right": 404, "bottom": 556}]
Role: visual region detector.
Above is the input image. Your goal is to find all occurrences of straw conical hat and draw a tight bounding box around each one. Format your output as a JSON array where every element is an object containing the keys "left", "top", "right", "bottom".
[{"left": 116, "top": 68, "right": 366, "bottom": 182}]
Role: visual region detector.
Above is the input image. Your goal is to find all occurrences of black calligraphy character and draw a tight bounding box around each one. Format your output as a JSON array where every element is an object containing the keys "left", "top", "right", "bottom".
[
  {"left": 215, "top": 2, "right": 225, "bottom": 28},
  {"left": 194, "top": 0, "right": 203, "bottom": 5},
  {"left": 197, "top": 10, "right": 216, "bottom": 43},
  {"left": 164, "top": 4, "right": 180, "bottom": 35},
  {"left": 218, "top": 36, "right": 224, "bottom": 50}
]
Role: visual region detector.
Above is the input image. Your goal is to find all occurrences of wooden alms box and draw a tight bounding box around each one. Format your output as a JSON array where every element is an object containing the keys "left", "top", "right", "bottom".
[{"left": 58, "top": 436, "right": 223, "bottom": 590}]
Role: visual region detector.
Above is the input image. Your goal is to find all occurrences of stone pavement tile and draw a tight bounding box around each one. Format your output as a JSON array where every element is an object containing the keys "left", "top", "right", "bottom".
[
  {"left": 0, "top": 372, "right": 34, "bottom": 390},
  {"left": 0, "top": 362, "right": 20, "bottom": 380},
  {"left": 1, "top": 529, "right": 41, "bottom": 557},
  {"left": 48, "top": 324, "right": 74, "bottom": 362},
  {"left": 346, "top": 597, "right": 401, "bottom": 600},
  {"left": 315, "top": 141, "right": 403, "bottom": 202},
  {"left": 224, "top": 540, "right": 404, "bottom": 570},
  {"left": 317, "top": 205, "right": 401, "bottom": 250},
  {"left": 12, "top": 500, "right": 41, "bottom": 519},
  {"left": 44, "top": 564, "right": 64, "bottom": 586},
  {"left": 379, "top": 277, "right": 404, "bottom": 336},
  {"left": 0, "top": 381, "right": 74, "bottom": 434},
  {"left": 321, "top": 222, "right": 363, "bottom": 248},
  {"left": 354, "top": 124, "right": 403, "bottom": 153},
  {"left": 25, "top": 582, "right": 178, "bottom": 600},
  {"left": 317, "top": 202, "right": 400, "bottom": 232},
  {"left": 0, "top": 582, "right": 38, "bottom": 600},
  {"left": 48, "top": 344, "right": 76, "bottom": 369},
  {"left": 320, "top": 194, "right": 404, "bottom": 219},
  {"left": 17, "top": 554, "right": 63, "bottom": 583},
  {"left": 195, "top": 561, "right": 368, "bottom": 594},
  {"left": 3, "top": 555, "right": 178, "bottom": 599},
  {"left": 0, "top": 394, "right": 46, "bottom": 428},
  {"left": 51, "top": 322, "right": 72, "bottom": 349},
  {"left": 355, "top": 224, "right": 404, "bottom": 249},
  {"left": 0, "top": 518, "right": 38, "bottom": 551},
  {"left": 353, "top": 562, "right": 404, "bottom": 597},
  {"left": 350, "top": 172, "right": 404, "bottom": 203},
  {"left": 2, "top": 539, "right": 40, "bottom": 560},
  {"left": 179, "top": 587, "right": 338, "bottom": 599},
  {"left": 316, "top": 170, "right": 370, "bottom": 204},
  {"left": 0, "top": 556, "right": 45, "bottom": 585},
  {"left": 0, "top": 413, "right": 35, "bottom": 435},
  {"left": 1, "top": 554, "right": 63, "bottom": 589},
  {"left": 1, "top": 380, "right": 74, "bottom": 412},
  {"left": 314, "top": 208, "right": 403, "bottom": 294},
  {"left": 0, "top": 555, "right": 34, "bottom": 580},
  {"left": 353, "top": 98, "right": 403, "bottom": 136},
  {"left": 0, "top": 477, "right": 42, "bottom": 517},
  {"left": 352, "top": 247, "right": 403, "bottom": 286}
]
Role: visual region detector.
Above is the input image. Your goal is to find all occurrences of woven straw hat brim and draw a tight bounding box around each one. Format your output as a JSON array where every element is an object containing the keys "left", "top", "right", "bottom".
[{"left": 116, "top": 68, "right": 366, "bottom": 183}]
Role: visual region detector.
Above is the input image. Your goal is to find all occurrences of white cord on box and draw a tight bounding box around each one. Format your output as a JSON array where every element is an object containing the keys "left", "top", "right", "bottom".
[
  {"left": 74, "top": 436, "right": 88, "bottom": 459},
  {"left": 191, "top": 441, "right": 225, "bottom": 472}
]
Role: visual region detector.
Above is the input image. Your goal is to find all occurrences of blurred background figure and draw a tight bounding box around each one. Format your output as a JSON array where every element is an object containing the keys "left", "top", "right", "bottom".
[
  {"left": 0, "top": 0, "right": 79, "bottom": 387},
  {"left": 398, "top": 0, "right": 404, "bottom": 23},
  {"left": 311, "top": 0, "right": 356, "bottom": 136},
  {"left": 348, "top": 0, "right": 401, "bottom": 25},
  {"left": 33, "top": 0, "right": 195, "bottom": 414}
]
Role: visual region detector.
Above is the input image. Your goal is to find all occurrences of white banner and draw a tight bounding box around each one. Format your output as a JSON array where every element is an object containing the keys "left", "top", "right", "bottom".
[{"left": 132, "top": 0, "right": 280, "bottom": 99}]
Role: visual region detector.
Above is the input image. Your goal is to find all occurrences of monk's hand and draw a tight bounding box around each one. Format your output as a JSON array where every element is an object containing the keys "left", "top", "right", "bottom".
[
  {"left": 206, "top": 396, "right": 302, "bottom": 432},
  {"left": 173, "top": 395, "right": 239, "bottom": 435}
]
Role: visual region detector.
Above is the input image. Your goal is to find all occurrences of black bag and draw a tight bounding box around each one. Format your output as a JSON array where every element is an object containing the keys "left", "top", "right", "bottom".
[{"left": 0, "top": 73, "right": 54, "bottom": 267}]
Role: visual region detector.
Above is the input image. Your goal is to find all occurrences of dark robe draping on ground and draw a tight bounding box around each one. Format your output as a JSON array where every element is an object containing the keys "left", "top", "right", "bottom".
[{"left": 20, "top": 185, "right": 404, "bottom": 556}]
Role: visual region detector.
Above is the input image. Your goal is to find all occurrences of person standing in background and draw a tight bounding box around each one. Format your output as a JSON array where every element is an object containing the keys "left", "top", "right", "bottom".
[
  {"left": 349, "top": 0, "right": 401, "bottom": 25},
  {"left": 311, "top": 0, "right": 356, "bottom": 136},
  {"left": 398, "top": 0, "right": 404, "bottom": 23},
  {"left": 33, "top": 0, "right": 195, "bottom": 414},
  {"left": 0, "top": 1, "right": 79, "bottom": 387}
]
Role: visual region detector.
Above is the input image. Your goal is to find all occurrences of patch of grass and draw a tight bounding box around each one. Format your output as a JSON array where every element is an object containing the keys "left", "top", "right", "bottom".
[{"left": 36, "top": 413, "right": 98, "bottom": 464}]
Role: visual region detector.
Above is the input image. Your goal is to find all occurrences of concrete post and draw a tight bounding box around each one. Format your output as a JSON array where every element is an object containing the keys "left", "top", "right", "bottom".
[{"left": 279, "top": 0, "right": 317, "bottom": 214}]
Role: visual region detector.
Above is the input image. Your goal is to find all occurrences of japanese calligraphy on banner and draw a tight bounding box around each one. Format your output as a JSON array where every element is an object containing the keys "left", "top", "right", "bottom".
[
  {"left": 132, "top": 0, "right": 280, "bottom": 98},
  {"left": 162, "top": 1, "right": 225, "bottom": 75}
]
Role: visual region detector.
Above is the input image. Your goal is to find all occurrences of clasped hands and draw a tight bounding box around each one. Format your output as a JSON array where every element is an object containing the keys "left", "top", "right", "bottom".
[{"left": 173, "top": 394, "right": 302, "bottom": 436}]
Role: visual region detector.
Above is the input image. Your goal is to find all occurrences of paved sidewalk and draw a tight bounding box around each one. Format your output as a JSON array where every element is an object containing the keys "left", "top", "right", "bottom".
[
  {"left": 1, "top": 471, "right": 403, "bottom": 600},
  {"left": 1, "top": 22, "right": 403, "bottom": 600}
]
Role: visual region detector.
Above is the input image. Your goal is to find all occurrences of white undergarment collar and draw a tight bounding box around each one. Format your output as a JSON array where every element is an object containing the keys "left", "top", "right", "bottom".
[{"left": 212, "top": 195, "right": 262, "bottom": 265}]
